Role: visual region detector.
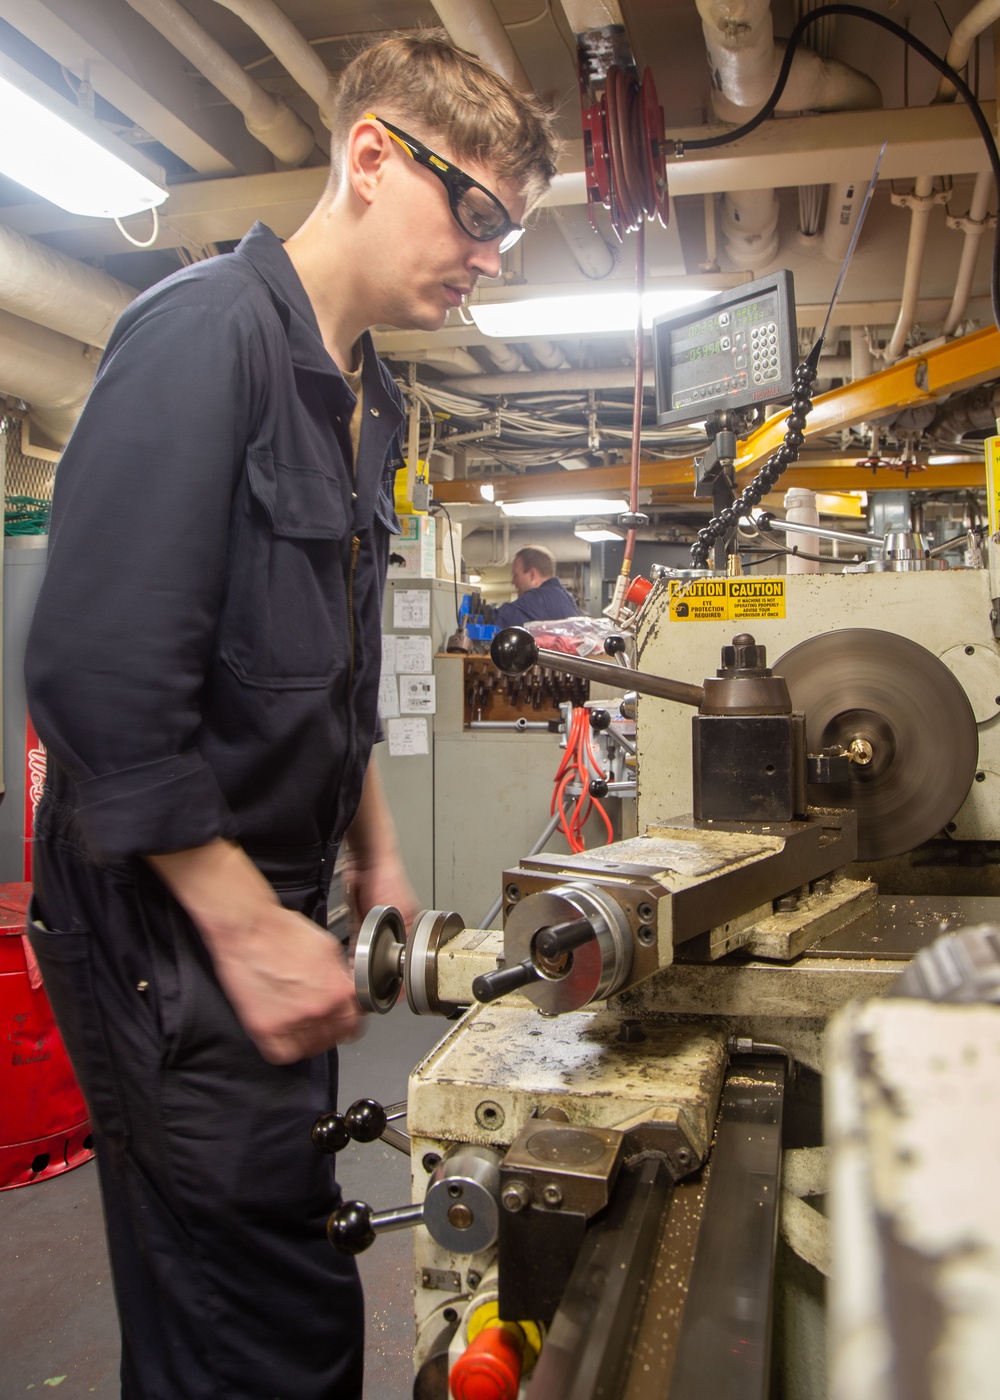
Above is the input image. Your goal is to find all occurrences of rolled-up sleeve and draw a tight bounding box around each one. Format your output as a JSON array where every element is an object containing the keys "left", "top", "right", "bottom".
[{"left": 25, "top": 283, "right": 265, "bottom": 864}]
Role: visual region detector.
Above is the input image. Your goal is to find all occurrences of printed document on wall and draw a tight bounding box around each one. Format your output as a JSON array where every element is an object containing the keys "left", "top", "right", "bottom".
[{"left": 388, "top": 717, "right": 429, "bottom": 756}]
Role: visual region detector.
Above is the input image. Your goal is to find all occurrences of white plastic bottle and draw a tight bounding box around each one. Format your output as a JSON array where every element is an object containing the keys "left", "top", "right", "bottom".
[{"left": 783, "top": 487, "right": 821, "bottom": 574}]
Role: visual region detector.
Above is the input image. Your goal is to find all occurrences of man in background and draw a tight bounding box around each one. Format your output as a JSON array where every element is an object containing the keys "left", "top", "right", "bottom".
[{"left": 495, "top": 544, "right": 581, "bottom": 626}]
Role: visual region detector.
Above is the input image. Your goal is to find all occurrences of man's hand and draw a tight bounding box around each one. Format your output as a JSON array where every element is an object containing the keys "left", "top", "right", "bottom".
[
  {"left": 209, "top": 906, "right": 362, "bottom": 1063},
  {"left": 148, "top": 840, "right": 362, "bottom": 1064}
]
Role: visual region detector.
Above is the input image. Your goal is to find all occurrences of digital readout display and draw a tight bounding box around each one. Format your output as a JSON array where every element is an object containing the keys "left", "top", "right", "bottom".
[{"left": 668, "top": 290, "right": 780, "bottom": 407}]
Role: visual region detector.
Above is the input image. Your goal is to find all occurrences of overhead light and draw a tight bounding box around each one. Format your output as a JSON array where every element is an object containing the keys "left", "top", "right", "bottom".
[
  {"left": 574, "top": 518, "right": 625, "bottom": 543},
  {"left": 500, "top": 497, "right": 630, "bottom": 518},
  {"left": 469, "top": 288, "right": 715, "bottom": 339},
  {"left": 0, "top": 51, "right": 167, "bottom": 218},
  {"left": 479, "top": 483, "right": 495, "bottom": 502},
  {"left": 467, "top": 572, "right": 482, "bottom": 583}
]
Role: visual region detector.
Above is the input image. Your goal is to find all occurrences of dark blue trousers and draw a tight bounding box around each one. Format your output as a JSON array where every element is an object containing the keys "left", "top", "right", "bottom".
[{"left": 28, "top": 814, "right": 363, "bottom": 1400}]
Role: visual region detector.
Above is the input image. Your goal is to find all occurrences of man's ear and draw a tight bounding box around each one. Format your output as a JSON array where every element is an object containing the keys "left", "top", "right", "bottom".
[{"left": 345, "top": 118, "right": 390, "bottom": 209}]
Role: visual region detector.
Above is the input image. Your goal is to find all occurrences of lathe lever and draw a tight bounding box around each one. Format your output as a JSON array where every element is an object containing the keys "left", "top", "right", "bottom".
[
  {"left": 327, "top": 1199, "right": 424, "bottom": 1255},
  {"left": 311, "top": 1098, "right": 410, "bottom": 1157},
  {"left": 472, "top": 957, "right": 542, "bottom": 1003},
  {"left": 533, "top": 917, "right": 596, "bottom": 958}
]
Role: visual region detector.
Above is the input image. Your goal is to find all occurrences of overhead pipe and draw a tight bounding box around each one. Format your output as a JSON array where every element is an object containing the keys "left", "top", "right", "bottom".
[
  {"left": 124, "top": 0, "right": 316, "bottom": 166},
  {"left": 0, "top": 224, "right": 135, "bottom": 349},
  {"left": 695, "top": 0, "right": 880, "bottom": 269},
  {"left": 943, "top": 170, "right": 993, "bottom": 336},
  {"left": 440, "top": 366, "right": 653, "bottom": 394},
  {"left": 935, "top": 0, "right": 1000, "bottom": 100},
  {"left": 428, "top": 0, "right": 531, "bottom": 91},
  {"left": 883, "top": 175, "right": 938, "bottom": 363},
  {"left": 697, "top": 0, "right": 880, "bottom": 116},
  {"left": 210, "top": 0, "right": 336, "bottom": 129},
  {"left": 884, "top": 0, "right": 998, "bottom": 358},
  {"left": 484, "top": 344, "right": 529, "bottom": 373},
  {"left": 0, "top": 309, "right": 97, "bottom": 447}
]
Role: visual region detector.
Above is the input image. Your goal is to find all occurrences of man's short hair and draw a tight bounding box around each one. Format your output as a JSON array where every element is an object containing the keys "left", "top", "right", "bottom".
[
  {"left": 515, "top": 546, "right": 556, "bottom": 578},
  {"left": 329, "top": 32, "right": 559, "bottom": 206}
]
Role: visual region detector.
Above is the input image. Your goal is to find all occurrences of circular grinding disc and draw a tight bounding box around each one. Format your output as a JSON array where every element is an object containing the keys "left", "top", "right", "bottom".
[{"left": 773, "top": 629, "right": 979, "bottom": 861}]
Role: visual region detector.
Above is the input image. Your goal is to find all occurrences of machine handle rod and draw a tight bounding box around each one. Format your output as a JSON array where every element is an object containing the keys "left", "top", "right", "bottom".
[
  {"left": 534, "top": 918, "right": 596, "bottom": 958},
  {"left": 535, "top": 646, "right": 705, "bottom": 707},
  {"left": 755, "top": 513, "right": 882, "bottom": 550},
  {"left": 370, "top": 1202, "right": 425, "bottom": 1234},
  {"left": 472, "top": 957, "right": 542, "bottom": 1003}
]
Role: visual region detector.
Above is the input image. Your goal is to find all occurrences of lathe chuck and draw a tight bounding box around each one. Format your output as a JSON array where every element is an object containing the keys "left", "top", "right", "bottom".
[{"left": 773, "top": 628, "right": 978, "bottom": 861}]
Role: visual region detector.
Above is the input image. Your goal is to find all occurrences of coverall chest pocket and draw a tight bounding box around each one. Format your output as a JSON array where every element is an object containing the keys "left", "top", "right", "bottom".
[{"left": 221, "top": 448, "right": 349, "bottom": 688}]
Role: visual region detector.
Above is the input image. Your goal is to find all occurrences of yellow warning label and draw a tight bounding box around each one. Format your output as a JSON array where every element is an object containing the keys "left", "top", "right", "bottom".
[
  {"left": 728, "top": 578, "right": 786, "bottom": 620},
  {"left": 986, "top": 436, "right": 1000, "bottom": 534},
  {"left": 668, "top": 578, "right": 729, "bottom": 621},
  {"left": 668, "top": 578, "right": 786, "bottom": 620}
]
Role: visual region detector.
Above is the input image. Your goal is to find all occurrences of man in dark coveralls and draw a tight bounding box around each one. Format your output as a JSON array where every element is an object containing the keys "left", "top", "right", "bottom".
[{"left": 24, "top": 34, "right": 557, "bottom": 1400}]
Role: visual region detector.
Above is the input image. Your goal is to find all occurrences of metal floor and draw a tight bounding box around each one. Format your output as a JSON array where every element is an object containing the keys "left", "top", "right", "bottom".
[{"left": 0, "top": 1010, "right": 446, "bottom": 1400}]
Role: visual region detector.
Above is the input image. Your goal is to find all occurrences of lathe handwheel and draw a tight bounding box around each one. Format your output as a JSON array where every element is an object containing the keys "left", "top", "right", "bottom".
[
  {"left": 354, "top": 905, "right": 406, "bottom": 1014},
  {"left": 404, "top": 909, "right": 465, "bottom": 1015}
]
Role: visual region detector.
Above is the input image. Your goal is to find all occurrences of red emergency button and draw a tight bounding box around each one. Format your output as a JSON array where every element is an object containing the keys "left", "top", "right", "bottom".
[{"left": 450, "top": 1324, "right": 523, "bottom": 1400}]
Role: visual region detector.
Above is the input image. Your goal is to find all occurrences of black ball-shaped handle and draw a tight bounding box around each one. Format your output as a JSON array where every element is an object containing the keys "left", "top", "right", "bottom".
[
  {"left": 490, "top": 627, "right": 538, "bottom": 676},
  {"left": 312, "top": 1113, "right": 351, "bottom": 1154},
  {"left": 344, "top": 1098, "right": 387, "bottom": 1143},
  {"left": 589, "top": 708, "right": 611, "bottom": 731},
  {"left": 588, "top": 778, "right": 609, "bottom": 798},
  {"left": 604, "top": 635, "right": 627, "bottom": 656},
  {"left": 327, "top": 1200, "right": 376, "bottom": 1255}
]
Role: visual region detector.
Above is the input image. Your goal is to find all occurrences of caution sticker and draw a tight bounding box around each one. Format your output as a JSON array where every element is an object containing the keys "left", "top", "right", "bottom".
[
  {"left": 668, "top": 578, "right": 786, "bottom": 620},
  {"left": 668, "top": 578, "right": 729, "bottom": 621},
  {"left": 728, "top": 578, "right": 786, "bottom": 620}
]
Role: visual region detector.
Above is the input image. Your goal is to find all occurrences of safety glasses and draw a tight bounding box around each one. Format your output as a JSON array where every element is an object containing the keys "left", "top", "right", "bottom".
[{"left": 366, "top": 114, "right": 524, "bottom": 254}]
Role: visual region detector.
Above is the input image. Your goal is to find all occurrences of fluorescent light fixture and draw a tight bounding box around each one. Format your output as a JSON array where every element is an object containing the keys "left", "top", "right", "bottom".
[
  {"left": 500, "top": 497, "right": 630, "bottom": 518},
  {"left": 0, "top": 51, "right": 167, "bottom": 218},
  {"left": 574, "top": 518, "right": 625, "bottom": 543},
  {"left": 467, "top": 572, "right": 482, "bottom": 583},
  {"left": 470, "top": 288, "right": 714, "bottom": 339},
  {"left": 479, "top": 483, "right": 495, "bottom": 502},
  {"left": 928, "top": 453, "right": 971, "bottom": 465}
]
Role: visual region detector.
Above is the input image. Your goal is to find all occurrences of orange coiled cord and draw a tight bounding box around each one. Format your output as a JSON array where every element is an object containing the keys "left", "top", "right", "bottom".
[{"left": 551, "top": 708, "right": 613, "bottom": 855}]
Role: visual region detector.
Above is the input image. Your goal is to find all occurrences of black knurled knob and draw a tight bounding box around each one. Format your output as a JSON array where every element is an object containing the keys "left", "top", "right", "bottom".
[
  {"left": 312, "top": 1113, "right": 351, "bottom": 1155},
  {"left": 589, "top": 777, "right": 609, "bottom": 798},
  {"left": 589, "top": 708, "right": 611, "bottom": 731},
  {"left": 490, "top": 627, "right": 538, "bottom": 676},
  {"left": 604, "top": 635, "right": 627, "bottom": 656},
  {"left": 344, "top": 1098, "right": 388, "bottom": 1143},
  {"left": 327, "top": 1200, "right": 376, "bottom": 1255}
]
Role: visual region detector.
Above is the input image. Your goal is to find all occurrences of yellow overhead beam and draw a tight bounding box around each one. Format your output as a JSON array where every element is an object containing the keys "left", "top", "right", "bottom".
[
  {"left": 736, "top": 327, "right": 1000, "bottom": 472},
  {"left": 430, "top": 328, "right": 998, "bottom": 506}
]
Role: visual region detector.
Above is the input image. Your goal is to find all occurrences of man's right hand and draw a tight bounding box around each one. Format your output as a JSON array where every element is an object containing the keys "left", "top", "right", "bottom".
[{"left": 147, "top": 839, "right": 362, "bottom": 1064}]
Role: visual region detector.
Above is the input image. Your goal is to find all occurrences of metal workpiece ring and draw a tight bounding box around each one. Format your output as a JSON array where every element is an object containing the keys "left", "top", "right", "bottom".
[
  {"left": 354, "top": 905, "right": 406, "bottom": 1014},
  {"left": 404, "top": 910, "right": 466, "bottom": 1016},
  {"left": 504, "top": 884, "right": 634, "bottom": 1014},
  {"left": 422, "top": 1145, "right": 503, "bottom": 1254}
]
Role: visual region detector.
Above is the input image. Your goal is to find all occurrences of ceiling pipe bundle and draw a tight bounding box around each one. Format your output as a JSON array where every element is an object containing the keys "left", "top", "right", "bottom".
[
  {"left": 211, "top": 0, "right": 337, "bottom": 129},
  {"left": 124, "top": 0, "right": 316, "bottom": 166}
]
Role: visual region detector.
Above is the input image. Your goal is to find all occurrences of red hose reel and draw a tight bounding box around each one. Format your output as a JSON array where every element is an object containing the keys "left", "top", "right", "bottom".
[{"left": 580, "top": 64, "right": 669, "bottom": 239}]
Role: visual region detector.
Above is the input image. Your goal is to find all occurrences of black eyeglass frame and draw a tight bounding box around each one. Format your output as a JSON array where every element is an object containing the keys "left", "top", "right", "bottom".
[{"left": 366, "top": 114, "right": 524, "bottom": 254}]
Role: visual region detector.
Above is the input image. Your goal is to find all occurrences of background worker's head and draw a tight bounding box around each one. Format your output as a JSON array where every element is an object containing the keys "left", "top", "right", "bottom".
[
  {"left": 511, "top": 546, "right": 556, "bottom": 596},
  {"left": 322, "top": 34, "right": 559, "bottom": 332}
]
